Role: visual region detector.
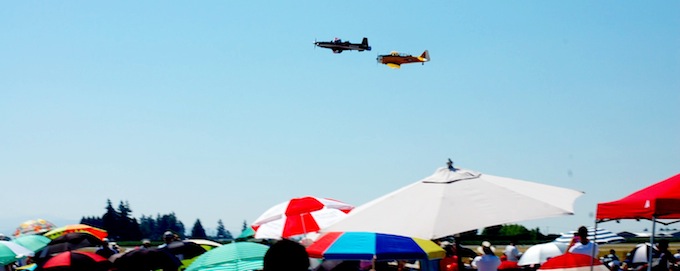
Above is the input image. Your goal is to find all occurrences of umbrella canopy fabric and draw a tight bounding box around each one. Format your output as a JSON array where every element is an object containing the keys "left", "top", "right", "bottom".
[
  {"left": 597, "top": 173, "right": 680, "bottom": 221},
  {"left": 539, "top": 253, "right": 608, "bottom": 271},
  {"left": 499, "top": 261, "right": 520, "bottom": 270},
  {"left": 186, "top": 239, "right": 222, "bottom": 249},
  {"left": 43, "top": 225, "right": 107, "bottom": 240},
  {"left": 323, "top": 167, "right": 584, "bottom": 239},
  {"left": 12, "top": 235, "right": 51, "bottom": 253},
  {"left": 185, "top": 242, "right": 269, "bottom": 271},
  {"left": 518, "top": 242, "right": 568, "bottom": 266},
  {"left": 13, "top": 219, "right": 57, "bottom": 237},
  {"left": 306, "top": 232, "right": 445, "bottom": 261},
  {"left": 37, "top": 232, "right": 106, "bottom": 259},
  {"left": 236, "top": 227, "right": 255, "bottom": 240},
  {"left": 163, "top": 240, "right": 207, "bottom": 259},
  {"left": 629, "top": 243, "right": 657, "bottom": 264},
  {"left": 595, "top": 173, "right": 680, "bottom": 271},
  {"left": 111, "top": 248, "right": 181, "bottom": 271},
  {"left": 0, "top": 241, "right": 34, "bottom": 265},
  {"left": 42, "top": 251, "right": 110, "bottom": 271},
  {"left": 252, "top": 196, "right": 354, "bottom": 239},
  {"left": 553, "top": 227, "right": 625, "bottom": 244}
]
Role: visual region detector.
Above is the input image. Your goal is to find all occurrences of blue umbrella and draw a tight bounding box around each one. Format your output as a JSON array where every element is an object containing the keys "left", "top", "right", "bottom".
[{"left": 306, "top": 232, "right": 445, "bottom": 261}]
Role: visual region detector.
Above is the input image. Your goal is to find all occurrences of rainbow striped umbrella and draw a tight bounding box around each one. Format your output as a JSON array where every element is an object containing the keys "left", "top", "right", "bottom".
[
  {"left": 306, "top": 232, "right": 445, "bottom": 261},
  {"left": 13, "top": 219, "right": 57, "bottom": 237}
]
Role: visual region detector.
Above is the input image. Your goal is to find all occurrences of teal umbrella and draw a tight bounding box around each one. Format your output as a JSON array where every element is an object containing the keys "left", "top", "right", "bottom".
[
  {"left": 236, "top": 227, "right": 255, "bottom": 240},
  {"left": 185, "top": 242, "right": 269, "bottom": 271},
  {"left": 0, "top": 241, "right": 33, "bottom": 265},
  {"left": 12, "top": 235, "right": 51, "bottom": 253}
]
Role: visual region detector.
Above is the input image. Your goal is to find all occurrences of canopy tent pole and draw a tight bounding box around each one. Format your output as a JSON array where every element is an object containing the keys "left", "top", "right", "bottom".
[
  {"left": 647, "top": 216, "right": 656, "bottom": 271},
  {"left": 590, "top": 220, "right": 598, "bottom": 271}
]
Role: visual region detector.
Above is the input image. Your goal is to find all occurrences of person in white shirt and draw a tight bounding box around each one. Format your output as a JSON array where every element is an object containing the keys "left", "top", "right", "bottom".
[
  {"left": 504, "top": 240, "right": 520, "bottom": 262},
  {"left": 472, "top": 241, "right": 501, "bottom": 271},
  {"left": 568, "top": 226, "right": 599, "bottom": 258}
]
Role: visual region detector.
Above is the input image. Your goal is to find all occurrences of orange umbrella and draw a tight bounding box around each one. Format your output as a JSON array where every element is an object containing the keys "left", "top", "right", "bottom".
[{"left": 42, "top": 224, "right": 107, "bottom": 240}]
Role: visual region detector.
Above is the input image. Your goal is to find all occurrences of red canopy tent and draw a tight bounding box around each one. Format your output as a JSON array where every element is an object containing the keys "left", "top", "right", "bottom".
[
  {"left": 596, "top": 173, "right": 680, "bottom": 221},
  {"left": 595, "top": 173, "right": 680, "bottom": 271}
]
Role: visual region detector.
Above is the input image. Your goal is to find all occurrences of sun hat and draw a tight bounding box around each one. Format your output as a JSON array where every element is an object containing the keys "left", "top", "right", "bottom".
[{"left": 476, "top": 241, "right": 496, "bottom": 254}]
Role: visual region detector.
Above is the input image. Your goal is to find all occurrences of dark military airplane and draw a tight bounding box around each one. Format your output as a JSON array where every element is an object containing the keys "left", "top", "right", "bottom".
[{"left": 314, "top": 37, "right": 371, "bottom": 53}]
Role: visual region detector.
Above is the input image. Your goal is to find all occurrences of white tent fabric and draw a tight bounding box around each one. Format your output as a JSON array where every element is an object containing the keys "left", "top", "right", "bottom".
[
  {"left": 518, "top": 242, "right": 568, "bottom": 266},
  {"left": 322, "top": 167, "right": 584, "bottom": 240},
  {"left": 553, "top": 227, "right": 625, "bottom": 244}
]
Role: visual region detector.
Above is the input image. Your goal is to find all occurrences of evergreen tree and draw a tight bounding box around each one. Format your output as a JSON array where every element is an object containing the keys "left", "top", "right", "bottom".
[
  {"left": 216, "top": 220, "right": 228, "bottom": 239},
  {"left": 116, "top": 201, "right": 143, "bottom": 241},
  {"left": 139, "top": 215, "right": 156, "bottom": 240},
  {"left": 223, "top": 229, "right": 233, "bottom": 240},
  {"left": 155, "top": 212, "right": 185, "bottom": 239},
  {"left": 102, "top": 199, "right": 119, "bottom": 240},
  {"left": 80, "top": 216, "right": 103, "bottom": 228},
  {"left": 191, "top": 219, "right": 207, "bottom": 239},
  {"left": 118, "top": 201, "right": 131, "bottom": 239},
  {"left": 155, "top": 213, "right": 167, "bottom": 240}
]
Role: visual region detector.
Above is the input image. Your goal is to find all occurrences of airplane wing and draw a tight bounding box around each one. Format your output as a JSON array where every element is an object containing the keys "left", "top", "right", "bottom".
[{"left": 386, "top": 63, "right": 401, "bottom": 69}]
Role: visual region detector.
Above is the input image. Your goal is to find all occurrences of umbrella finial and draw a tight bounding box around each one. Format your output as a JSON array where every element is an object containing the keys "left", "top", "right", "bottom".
[{"left": 447, "top": 158, "right": 456, "bottom": 171}]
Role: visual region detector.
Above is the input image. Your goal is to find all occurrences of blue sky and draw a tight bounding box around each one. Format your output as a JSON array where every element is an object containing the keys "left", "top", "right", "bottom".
[{"left": 1, "top": 1, "right": 678, "bottom": 237}]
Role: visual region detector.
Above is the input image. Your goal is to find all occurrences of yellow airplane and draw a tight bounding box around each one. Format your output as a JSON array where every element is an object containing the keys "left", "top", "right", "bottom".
[{"left": 377, "top": 50, "right": 430, "bottom": 69}]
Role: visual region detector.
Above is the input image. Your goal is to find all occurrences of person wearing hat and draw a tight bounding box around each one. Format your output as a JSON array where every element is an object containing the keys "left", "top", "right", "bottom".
[
  {"left": 141, "top": 239, "right": 152, "bottom": 249},
  {"left": 95, "top": 238, "right": 116, "bottom": 258},
  {"left": 472, "top": 241, "right": 500, "bottom": 271},
  {"left": 158, "top": 231, "right": 177, "bottom": 248},
  {"left": 159, "top": 231, "right": 187, "bottom": 261}
]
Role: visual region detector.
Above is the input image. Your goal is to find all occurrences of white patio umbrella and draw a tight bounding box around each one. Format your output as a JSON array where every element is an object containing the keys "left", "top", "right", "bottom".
[
  {"left": 518, "top": 242, "right": 568, "bottom": 266},
  {"left": 323, "top": 166, "right": 584, "bottom": 239},
  {"left": 629, "top": 243, "right": 656, "bottom": 264}
]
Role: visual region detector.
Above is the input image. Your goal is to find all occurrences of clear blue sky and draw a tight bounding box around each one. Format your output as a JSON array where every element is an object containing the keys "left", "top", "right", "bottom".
[{"left": 1, "top": 1, "right": 678, "bottom": 237}]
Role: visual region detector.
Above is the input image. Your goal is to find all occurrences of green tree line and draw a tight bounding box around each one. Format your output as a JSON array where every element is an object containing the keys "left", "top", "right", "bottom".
[{"left": 80, "top": 199, "right": 233, "bottom": 241}]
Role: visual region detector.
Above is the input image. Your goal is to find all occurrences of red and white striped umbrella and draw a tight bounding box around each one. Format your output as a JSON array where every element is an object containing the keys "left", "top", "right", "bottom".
[
  {"left": 539, "top": 253, "right": 609, "bottom": 271},
  {"left": 251, "top": 196, "right": 353, "bottom": 239}
]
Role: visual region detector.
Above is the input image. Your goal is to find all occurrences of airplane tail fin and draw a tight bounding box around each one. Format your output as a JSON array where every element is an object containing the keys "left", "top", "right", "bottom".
[
  {"left": 420, "top": 50, "right": 430, "bottom": 62},
  {"left": 362, "top": 37, "right": 371, "bottom": 51}
]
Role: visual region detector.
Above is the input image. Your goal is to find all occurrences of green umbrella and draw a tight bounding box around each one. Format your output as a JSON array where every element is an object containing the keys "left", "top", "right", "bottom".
[
  {"left": 0, "top": 241, "right": 33, "bottom": 265},
  {"left": 236, "top": 227, "right": 255, "bottom": 240},
  {"left": 12, "top": 235, "right": 51, "bottom": 253},
  {"left": 185, "top": 242, "right": 269, "bottom": 271}
]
